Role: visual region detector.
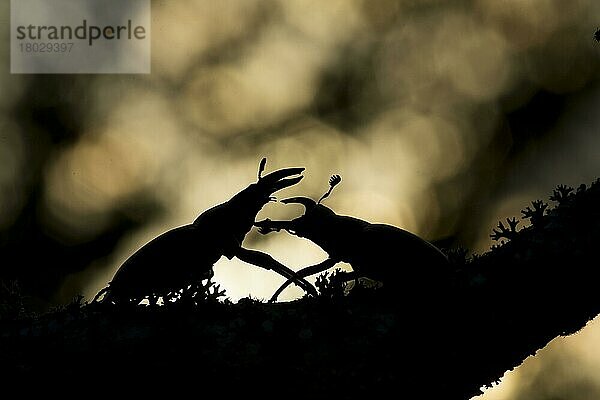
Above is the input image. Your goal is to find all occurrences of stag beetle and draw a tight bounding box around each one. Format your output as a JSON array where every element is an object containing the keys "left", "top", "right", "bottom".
[
  {"left": 255, "top": 175, "right": 451, "bottom": 302},
  {"left": 93, "top": 158, "right": 317, "bottom": 305}
]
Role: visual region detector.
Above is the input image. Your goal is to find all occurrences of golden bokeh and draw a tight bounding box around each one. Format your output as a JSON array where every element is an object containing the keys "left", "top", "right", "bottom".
[{"left": 1, "top": 0, "right": 599, "bottom": 397}]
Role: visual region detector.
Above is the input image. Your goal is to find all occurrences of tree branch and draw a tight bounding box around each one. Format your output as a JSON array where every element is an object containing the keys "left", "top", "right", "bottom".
[{"left": 0, "top": 180, "right": 598, "bottom": 398}]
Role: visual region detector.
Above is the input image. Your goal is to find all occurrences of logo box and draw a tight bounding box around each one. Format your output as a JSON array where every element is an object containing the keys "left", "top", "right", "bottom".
[{"left": 11, "top": 0, "right": 150, "bottom": 74}]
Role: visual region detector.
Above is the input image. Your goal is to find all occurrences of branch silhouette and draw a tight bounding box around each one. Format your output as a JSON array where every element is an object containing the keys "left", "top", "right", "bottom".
[{"left": 0, "top": 179, "right": 598, "bottom": 399}]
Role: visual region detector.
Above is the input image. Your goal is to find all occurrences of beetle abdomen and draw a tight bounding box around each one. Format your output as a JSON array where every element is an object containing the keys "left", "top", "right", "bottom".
[
  {"left": 107, "top": 225, "right": 220, "bottom": 300},
  {"left": 350, "top": 223, "right": 450, "bottom": 285}
]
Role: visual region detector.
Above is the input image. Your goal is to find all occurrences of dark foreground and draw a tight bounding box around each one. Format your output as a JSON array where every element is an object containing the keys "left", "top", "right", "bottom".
[{"left": 1, "top": 180, "right": 599, "bottom": 398}]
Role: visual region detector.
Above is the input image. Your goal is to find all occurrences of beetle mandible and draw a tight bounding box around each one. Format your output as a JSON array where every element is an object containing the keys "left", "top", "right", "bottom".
[
  {"left": 254, "top": 175, "right": 451, "bottom": 302},
  {"left": 93, "top": 158, "right": 318, "bottom": 305}
]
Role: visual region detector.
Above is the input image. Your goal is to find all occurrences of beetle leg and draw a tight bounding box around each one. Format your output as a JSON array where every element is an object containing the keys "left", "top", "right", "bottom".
[
  {"left": 270, "top": 258, "right": 339, "bottom": 302},
  {"left": 233, "top": 247, "right": 317, "bottom": 296}
]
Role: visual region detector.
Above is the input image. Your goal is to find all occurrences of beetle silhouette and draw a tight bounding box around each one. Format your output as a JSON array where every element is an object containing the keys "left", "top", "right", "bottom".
[
  {"left": 93, "top": 158, "right": 317, "bottom": 305},
  {"left": 255, "top": 175, "right": 451, "bottom": 302}
]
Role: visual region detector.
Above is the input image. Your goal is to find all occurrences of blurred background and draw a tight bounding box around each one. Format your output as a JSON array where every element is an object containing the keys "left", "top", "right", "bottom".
[{"left": 0, "top": 0, "right": 599, "bottom": 397}]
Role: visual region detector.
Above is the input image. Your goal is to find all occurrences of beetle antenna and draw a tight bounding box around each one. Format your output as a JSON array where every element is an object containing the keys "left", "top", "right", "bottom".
[
  {"left": 318, "top": 174, "right": 341, "bottom": 204},
  {"left": 258, "top": 157, "right": 267, "bottom": 180}
]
